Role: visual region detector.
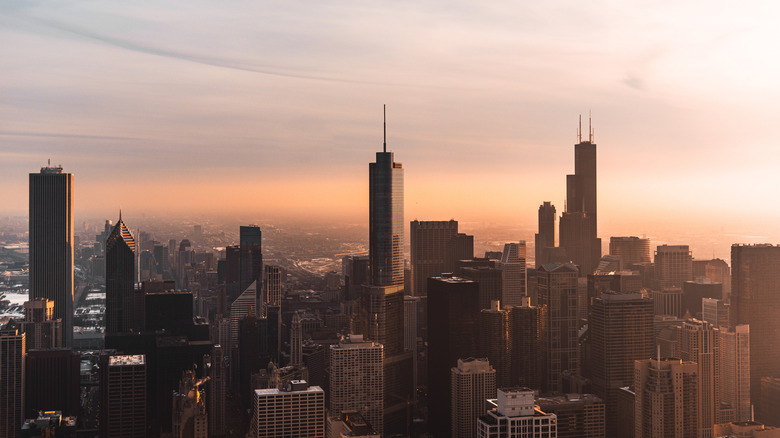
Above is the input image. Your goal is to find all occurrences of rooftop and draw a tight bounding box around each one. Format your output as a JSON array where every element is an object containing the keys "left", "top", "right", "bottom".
[{"left": 108, "top": 354, "right": 145, "bottom": 366}]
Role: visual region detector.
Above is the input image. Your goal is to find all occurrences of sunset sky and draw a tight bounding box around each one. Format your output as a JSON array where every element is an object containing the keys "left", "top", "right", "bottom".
[{"left": 3, "top": 1, "right": 780, "bottom": 256}]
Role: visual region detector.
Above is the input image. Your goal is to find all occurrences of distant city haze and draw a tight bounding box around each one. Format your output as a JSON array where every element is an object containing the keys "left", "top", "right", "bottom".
[{"left": 3, "top": 1, "right": 780, "bottom": 261}]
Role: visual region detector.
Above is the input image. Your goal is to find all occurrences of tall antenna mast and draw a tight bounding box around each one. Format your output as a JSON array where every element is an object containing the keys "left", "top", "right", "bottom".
[
  {"left": 589, "top": 110, "right": 594, "bottom": 143},
  {"left": 578, "top": 115, "right": 582, "bottom": 143},
  {"left": 383, "top": 104, "right": 387, "bottom": 153}
]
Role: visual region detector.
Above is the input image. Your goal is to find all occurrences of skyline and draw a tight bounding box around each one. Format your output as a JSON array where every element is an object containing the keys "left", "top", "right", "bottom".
[{"left": 3, "top": 1, "right": 780, "bottom": 256}]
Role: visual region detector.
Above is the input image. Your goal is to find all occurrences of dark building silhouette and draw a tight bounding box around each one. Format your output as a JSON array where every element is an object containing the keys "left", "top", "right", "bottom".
[
  {"left": 535, "top": 201, "right": 557, "bottom": 268},
  {"left": 538, "top": 263, "right": 580, "bottom": 392},
  {"left": 224, "top": 245, "right": 241, "bottom": 302},
  {"left": 105, "top": 214, "right": 137, "bottom": 334},
  {"left": 239, "top": 225, "right": 263, "bottom": 294},
  {"left": 24, "top": 349, "right": 80, "bottom": 418},
  {"left": 460, "top": 266, "right": 503, "bottom": 310},
  {"left": 204, "top": 345, "right": 226, "bottom": 437},
  {"left": 239, "top": 308, "right": 261, "bottom": 408},
  {"left": 410, "top": 220, "right": 459, "bottom": 297},
  {"left": 343, "top": 255, "right": 369, "bottom": 301},
  {"left": 682, "top": 280, "right": 722, "bottom": 319},
  {"left": 29, "top": 164, "right": 74, "bottom": 347},
  {"left": 588, "top": 291, "right": 654, "bottom": 437},
  {"left": 510, "top": 303, "right": 543, "bottom": 390},
  {"left": 731, "top": 244, "right": 780, "bottom": 423},
  {"left": 0, "top": 328, "right": 26, "bottom": 438},
  {"left": 559, "top": 119, "right": 601, "bottom": 276},
  {"left": 536, "top": 393, "right": 605, "bottom": 438},
  {"left": 478, "top": 301, "right": 511, "bottom": 387},
  {"left": 99, "top": 354, "right": 146, "bottom": 438},
  {"left": 427, "top": 275, "right": 479, "bottom": 438}
]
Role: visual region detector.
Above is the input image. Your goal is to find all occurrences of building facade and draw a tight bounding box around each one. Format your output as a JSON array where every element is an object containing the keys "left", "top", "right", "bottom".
[
  {"left": 251, "top": 381, "right": 325, "bottom": 438},
  {"left": 634, "top": 358, "right": 698, "bottom": 438},
  {"left": 537, "top": 264, "right": 579, "bottom": 392},
  {"left": 29, "top": 165, "right": 74, "bottom": 347},
  {"left": 105, "top": 215, "right": 137, "bottom": 334},
  {"left": 501, "top": 242, "right": 527, "bottom": 306},
  {"left": 329, "top": 335, "right": 384, "bottom": 434},
  {"left": 476, "top": 388, "right": 557, "bottom": 438},
  {"left": 452, "top": 358, "right": 497, "bottom": 438}
]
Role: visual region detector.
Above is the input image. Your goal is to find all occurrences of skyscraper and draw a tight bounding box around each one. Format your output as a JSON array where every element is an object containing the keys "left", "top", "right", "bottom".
[
  {"left": 251, "top": 381, "right": 325, "bottom": 438},
  {"left": 559, "top": 118, "right": 601, "bottom": 276},
  {"left": 730, "top": 244, "right": 780, "bottom": 423},
  {"left": 634, "top": 358, "right": 698, "bottom": 438},
  {"left": 427, "top": 275, "right": 480, "bottom": 437},
  {"left": 410, "top": 220, "right": 458, "bottom": 296},
  {"left": 609, "top": 236, "right": 651, "bottom": 265},
  {"left": 329, "top": 335, "right": 384, "bottom": 434},
  {"left": 99, "top": 354, "right": 146, "bottom": 438},
  {"left": 500, "top": 242, "right": 527, "bottom": 306},
  {"left": 537, "top": 263, "right": 579, "bottom": 392},
  {"left": 263, "top": 265, "right": 282, "bottom": 317},
  {"left": 239, "top": 225, "right": 263, "bottom": 294},
  {"left": 451, "top": 358, "right": 497, "bottom": 438},
  {"left": 364, "top": 110, "right": 413, "bottom": 435},
  {"left": 24, "top": 349, "right": 80, "bottom": 418},
  {"left": 534, "top": 202, "right": 556, "bottom": 268},
  {"left": 476, "top": 388, "right": 558, "bottom": 438},
  {"left": 479, "top": 301, "right": 512, "bottom": 388},
  {"left": 0, "top": 329, "right": 25, "bottom": 438},
  {"left": 510, "top": 303, "right": 543, "bottom": 390},
  {"left": 290, "top": 311, "right": 303, "bottom": 366},
  {"left": 654, "top": 244, "right": 693, "bottom": 289},
  {"left": 588, "top": 291, "right": 654, "bottom": 437},
  {"left": 105, "top": 214, "right": 137, "bottom": 334},
  {"left": 29, "top": 164, "right": 74, "bottom": 347},
  {"left": 677, "top": 319, "right": 717, "bottom": 437},
  {"left": 717, "top": 324, "right": 751, "bottom": 423},
  {"left": 19, "top": 298, "right": 61, "bottom": 350}
]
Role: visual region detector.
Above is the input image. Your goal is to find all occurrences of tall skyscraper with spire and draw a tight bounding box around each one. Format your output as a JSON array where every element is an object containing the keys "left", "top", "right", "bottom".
[
  {"left": 559, "top": 115, "right": 601, "bottom": 276},
  {"left": 29, "top": 163, "right": 74, "bottom": 347},
  {"left": 105, "top": 213, "right": 137, "bottom": 334},
  {"left": 361, "top": 106, "right": 413, "bottom": 435}
]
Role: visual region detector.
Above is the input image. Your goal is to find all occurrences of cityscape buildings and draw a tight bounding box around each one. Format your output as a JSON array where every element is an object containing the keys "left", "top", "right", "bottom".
[{"left": 28, "top": 164, "right": 74, "bottom": 347}]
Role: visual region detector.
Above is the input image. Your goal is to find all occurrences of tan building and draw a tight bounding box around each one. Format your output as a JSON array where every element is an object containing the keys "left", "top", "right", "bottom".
[
  {"left": 634, "top": 358, "right": 698, "bottom": 438},
  {"left": 500, "top": 242, "right": 527, "bottom": 306},
  {"left": 718, "top": 325, "right": 751, "bottom": 423},
  {"left": 251, "top": 381, "right": 324, "bottom": 438},
  {"left": 609, "top": 236, "right": 651, "bottom": 265},
  {"left": 537, "top": 263, "right": 579, "bottom": 392},
  {"left": 329, "top": 335, "right": 384, "bottom": 434},
  {"left": 677, "top": 319, "right": 717, "bottom": 438},
  {"left": 451, "top": 358, "right": 497, "bottom": 438},
  {"left": 654, "top": 245, "right": 693, "bottom": 289}
]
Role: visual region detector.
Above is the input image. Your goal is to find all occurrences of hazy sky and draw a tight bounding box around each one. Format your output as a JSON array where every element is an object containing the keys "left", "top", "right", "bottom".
[{"left": 3, "top": 1, "right": 780, "bottom": 256}]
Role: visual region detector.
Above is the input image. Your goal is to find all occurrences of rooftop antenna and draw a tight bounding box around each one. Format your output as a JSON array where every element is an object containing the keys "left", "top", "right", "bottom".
[
  {"left": 383, "top": 104, "right": 387, "bottom": 153},
  {"left": 47, "top": 158, "right": 50, "bottom": 167},
  {"left": 119, "top": 208, "right": 122, "bottom": 222},
  {"left": 577, "top": 115, "right": 582, "bottom": 143},
  {"left": 589, "top": 110, "right": 594, "bottom": 143}
]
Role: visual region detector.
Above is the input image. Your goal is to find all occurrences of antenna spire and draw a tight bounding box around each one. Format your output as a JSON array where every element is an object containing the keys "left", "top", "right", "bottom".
[
  {"left": 578, "top": 115, "right": 582, "bottom": 143},
  {"left": 119, "top": 208, "right": 122, "bottom": 222},
  {"left": 383, "top": 104, "right": 387, "bottom": 153},
  {"left": 589, "top": 110, "right": 594, "bottom": 143}
]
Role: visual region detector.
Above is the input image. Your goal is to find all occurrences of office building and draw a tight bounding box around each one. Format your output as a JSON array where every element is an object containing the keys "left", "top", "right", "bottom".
[
  {"left": 0, "top": 329, "right": 25, "bottom": 438},
  {"left": 760, "top": 377, "right": 780, "bottom": 428},
  {"left": 19, "top": 298, "right": 61, "bottom": 350},
  {"left": 100, "top": 355, "right": 146, "bottom": 438},
  {"left": 460, "top": 266, "right": 503, "bottom": 310},
  {"left": 251, "top": 381, "right": 325, "bottom": 438},
  {"left": 654, "top": 245, "right": 693, "bottom": 289},
  {"left": 731, "top": 244, "right": 780, "bottom": 422},
  {"left": 651, "top": 287, "right": 683, "bottom": 318},
  {"left": 634, "top": 358, "right": 698, "bottom": 438},
  {"left": 29, "top": 164, "right": 74, "bottom": 347},
  {"left": 20, "top": 411, "right": 76, "bottom": 437},
  {"left": 24, "top": 349, "right": 80, "bottom": 418},
  {"left": 536, "top": 393, "right": 605, "bottom": 438},
  {"left": 534, "top": 202, "right": 556, "bottom": 268},
  {"left": 369, "top": 131, "right": 404, "bottom": 288},
  {"left": 476, "top": 388, "right": 558, "bottom": 438},
  {"left": 702, "top": 297, "right": 729, "bottom": 330},
  {"left": 204, "top": 346, "right": 227, "bottom": 437},
  {"left": 510, "top": 303, "right": 543, "bottom": 390},
  {"left": 682, "top": 280, "right": 723, "bottom": 319},
  {"left": 452, "top": 358, "right": 497, "bottom": 438},
  {"left": 588, "top": 292, "right": 653, "bottom": 436},
  {"left": 677, "top": 319, "right": 717, "bottom": 437},
  {"left": 693, "top": 258, "right": 731, "bottom": 299},
  {"left": 501, "top": 242, "right": 527, "bottom": 306},
  {"left": 239, "top": 225, "right": 263, "bottom": 295},
  {"left": 537, "top": 264, "right": 579, "bottom": 392},
  {"left": 343, "top": 255, "right": 370, "bottom": 301},
  {"left": 718, "top": 324, "right": 751, "bottom": 423},
  {"left": 263, "top": 265, "right": 282, "bottom": 317},
  {"left": 329, "top": 335, "right": 384, "bottom": 435},
  {"left": 609, "top": 236, "right": 651, "bottom": 265},
  {"left": 410, "top": 220, "right": 459, "bottom": 296},
  {"left": 291, "top": 311, "right": 303, "bottom": 366},
  {"left": 479, "top": 301, "right": 512, "bottom": 387},
  {"left": 428, "top": 275, "right": 480, "bottom": 437},
  {"left": 558, "top": 120, "right": 601, "bottom": 276},
  {"left": 105, "top": 214, "right": 137, "bottom": 334}
]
